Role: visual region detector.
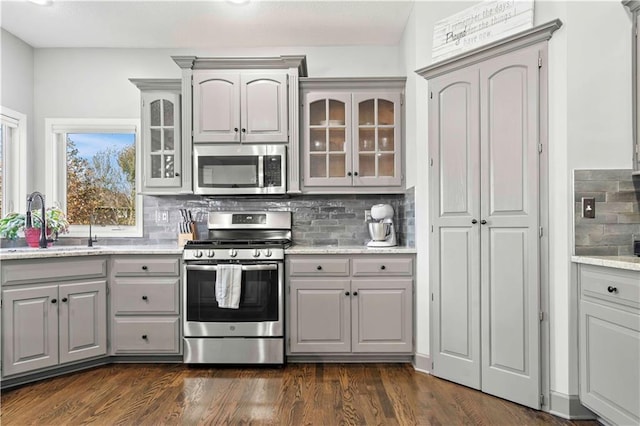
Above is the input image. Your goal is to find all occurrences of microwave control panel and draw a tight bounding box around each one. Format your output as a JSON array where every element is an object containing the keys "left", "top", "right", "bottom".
[{"left": 264, "top": 156, "right": 282, "bottom": 187}]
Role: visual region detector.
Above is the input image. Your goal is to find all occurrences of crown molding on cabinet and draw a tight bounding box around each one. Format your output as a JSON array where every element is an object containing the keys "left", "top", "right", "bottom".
[
  {"left": 171, "top": 55, "right": 308, "bottom": 76},
  {"left": 415, "top": 19, "right": 563, "bottom": 80},
  {"left": 129, "top": 79, "right": 181, "bottom": 91}
]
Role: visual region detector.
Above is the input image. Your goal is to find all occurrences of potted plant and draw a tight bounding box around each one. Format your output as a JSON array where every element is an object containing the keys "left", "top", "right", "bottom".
[{"left": 0, "top": 207, "right": 70, "bottom": 246}]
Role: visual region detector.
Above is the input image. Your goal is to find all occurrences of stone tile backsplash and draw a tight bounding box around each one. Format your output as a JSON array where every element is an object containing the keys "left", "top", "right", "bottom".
[
  {"left": 574, "top": 169, "right": 640, "bottom": 256},
  {"left": 148, "top": 192, "right": 414, "bottom": 247}
]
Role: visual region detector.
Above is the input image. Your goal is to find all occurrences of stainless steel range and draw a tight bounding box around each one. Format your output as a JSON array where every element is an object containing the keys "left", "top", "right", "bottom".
[{"left": 182, "top": 211, "right": 291, "bottom": 364}]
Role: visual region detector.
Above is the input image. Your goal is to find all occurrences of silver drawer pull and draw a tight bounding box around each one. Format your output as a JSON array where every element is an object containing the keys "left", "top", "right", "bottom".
[{"left": 186, "top": 264, "right": 278, "bottom": 272}]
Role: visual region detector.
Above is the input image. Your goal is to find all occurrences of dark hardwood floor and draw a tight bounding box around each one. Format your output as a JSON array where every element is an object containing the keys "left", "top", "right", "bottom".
[{"left": 1, "top": 363, "right": 596, "bottom": 425}]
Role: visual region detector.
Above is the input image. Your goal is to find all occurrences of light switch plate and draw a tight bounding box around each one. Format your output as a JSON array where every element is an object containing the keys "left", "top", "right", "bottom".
[
  {"left": 156, "top": 210, "right": 169, "bottom": 223},
  {"left": 582, "top": 197, "right": 596, "bottom": 219}
]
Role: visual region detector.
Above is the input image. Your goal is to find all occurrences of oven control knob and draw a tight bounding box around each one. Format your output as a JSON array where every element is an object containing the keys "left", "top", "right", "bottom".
[
  {"left": 194, "top": 250, "right": 203, "bottom": 258},
  {"left": 263, "top": 249, "right": 273, "bottom": 257},
  {"left": 253, "top": 249, "right": 261, "bottom": 258},
  {"left": 207, "top": 250, "right": 215, "bottom": 258},
  {"left": 229, "top": 249, "right": 238, "bottom": 258}
]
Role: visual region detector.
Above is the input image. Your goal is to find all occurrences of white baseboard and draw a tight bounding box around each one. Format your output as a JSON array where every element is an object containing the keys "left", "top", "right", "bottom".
[
  {"left": 413, "top": 352, "right": 431, "bottom": 374},
  {"left": 549, "top": 391, "right": 596, "bottom": 420}
]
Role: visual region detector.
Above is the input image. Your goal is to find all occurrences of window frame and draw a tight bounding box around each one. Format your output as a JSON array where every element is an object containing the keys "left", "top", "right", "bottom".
[
  {"left": 0, "top": 106, "right": 28, "bottom": 216},
  {"left": 44, "top": 118, "right": 142, "bottom": 238}
]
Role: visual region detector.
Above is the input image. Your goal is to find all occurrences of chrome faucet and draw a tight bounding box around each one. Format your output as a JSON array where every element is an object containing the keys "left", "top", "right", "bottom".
[{"left": 26, "top": 191, "right": 53, "bottom": 249}]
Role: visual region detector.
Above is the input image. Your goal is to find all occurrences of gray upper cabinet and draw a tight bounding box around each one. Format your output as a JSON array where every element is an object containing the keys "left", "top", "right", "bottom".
[
  {"left": 300, "top": 78, "right": 405, "bottom": 194},
  {"left": 624, "top": 1, "right": 640, "bottom": 173},
  {"left": 192, "top": 71, "right": 288, "bottom": 144},
  {"left": 130, "top": 79, "right": 189, "bottom": 194},
  {"left": 418, "top": 20, "right": 561, "bottom": 411}
]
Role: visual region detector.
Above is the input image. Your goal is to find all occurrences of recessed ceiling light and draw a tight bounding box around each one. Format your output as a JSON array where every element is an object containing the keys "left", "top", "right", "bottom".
[
  {"left": 227, "top": 0, "right": 250, "bottom": 4},
  {"left": 28, "top": 0, "right": 53, "bottom": 5}
]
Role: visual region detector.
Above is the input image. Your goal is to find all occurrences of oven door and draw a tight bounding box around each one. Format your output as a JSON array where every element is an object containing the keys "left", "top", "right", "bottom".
[{"left": 183, "top": 262, "right": 284, "bottom": 337}]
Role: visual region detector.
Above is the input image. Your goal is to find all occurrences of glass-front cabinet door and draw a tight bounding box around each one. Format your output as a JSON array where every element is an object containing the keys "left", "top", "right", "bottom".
[
  {"left": 304, "top": 93, "right": 353, "bottom": 186},
  {"left": 353, "top": 93, "right": 402, "bottom": 186},
  {"left": 142, "top": 91, "right": 182, "bottom": 190}
]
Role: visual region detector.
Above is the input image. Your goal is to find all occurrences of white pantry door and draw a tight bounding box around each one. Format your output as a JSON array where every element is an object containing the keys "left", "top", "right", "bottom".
[{"left": 429, "top": 44, "right": 542, "bottom": 410}]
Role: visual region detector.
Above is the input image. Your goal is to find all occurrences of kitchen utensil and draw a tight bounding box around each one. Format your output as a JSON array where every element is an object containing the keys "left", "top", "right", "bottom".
[{"left": 367, "top": 204, "right": 397, "bottom": 247}]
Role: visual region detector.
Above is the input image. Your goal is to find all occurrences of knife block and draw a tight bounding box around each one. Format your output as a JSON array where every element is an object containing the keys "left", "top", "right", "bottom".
[{"left": 178, "top": 223, "right": 196, "bottom": 247}]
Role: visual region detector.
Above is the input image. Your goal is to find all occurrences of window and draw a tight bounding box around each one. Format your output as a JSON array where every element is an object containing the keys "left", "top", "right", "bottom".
[
  {"left": 45, "top": 118, "right": 141, "bottom": 238},
  {"left": 0, "top": 107, "right": 28, "bottom": 217}
]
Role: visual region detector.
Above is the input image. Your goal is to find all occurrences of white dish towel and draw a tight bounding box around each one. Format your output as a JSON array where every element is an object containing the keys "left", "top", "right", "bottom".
[{"left": 215, "top": 264, "right": 243, "bottom": 309}]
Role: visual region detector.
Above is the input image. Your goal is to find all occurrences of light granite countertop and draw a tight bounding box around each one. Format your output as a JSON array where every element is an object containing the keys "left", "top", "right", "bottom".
[
  {"left": 0, "top": 245, "right": 183, "bottom": 261},
  {"left": 285, "top": 245, "right": 417, "bottom": 255},
  {"left": 0, "top": 244, "right": 417, "bottom": 260},
  {"left": 571, "top": 255, "right": 640, "bottom": 272}
]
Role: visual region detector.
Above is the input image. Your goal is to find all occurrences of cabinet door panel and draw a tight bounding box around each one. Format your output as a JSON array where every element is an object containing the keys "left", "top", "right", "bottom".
[
  {"left": 2, "top": 286, "right": 59, "bottom": 376},
  {"left": 351, "top": 278, "right": 412, "bottom": 353},
  {"left": 289, "top": 279, "right": 350, "bottom": 353},
  {"left": 58, "top": 281, "right": 107, "bottom": 364},
  {"left": 303, "top": 92, "right": 352, "bottom": 187},
  {"left": 429, "top": 67, "right": 481, "bottom": 390},
  {"left": 241, "top": 73, "right": 288, "bottom": 143},
  {"left": 142, "top": 91, "right": 182, "bottom": 189},
  {"left": 479, "top": 45, "right": 540, "bottom": 410},
  {"left": 353, "top": 93, "right": 402, "bottom": 186},
  {"left": 193, "top": 72, "right": 240, "bottom": 143},
  {"left": 580, "top": 300, "right": 640, "bottom": 425}
]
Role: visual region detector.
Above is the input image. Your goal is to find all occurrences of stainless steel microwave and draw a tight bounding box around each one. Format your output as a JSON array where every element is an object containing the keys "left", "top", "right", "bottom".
[{"left": 193, "top": 144, "right": 286, "bottom": 195}]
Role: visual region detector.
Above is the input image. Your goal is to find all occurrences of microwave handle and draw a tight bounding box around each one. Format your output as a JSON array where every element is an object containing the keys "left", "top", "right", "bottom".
[
  {"left": 258, "top": 155, "right": 265, "bottom": 188},
  {"left": 186, "top": 264, "right": 278, "bottom": 272}
]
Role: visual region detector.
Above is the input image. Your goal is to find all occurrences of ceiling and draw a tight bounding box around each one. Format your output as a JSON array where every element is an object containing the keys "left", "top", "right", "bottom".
[{"left": 0, "top": 0, "right": 415, "bottom": 49}]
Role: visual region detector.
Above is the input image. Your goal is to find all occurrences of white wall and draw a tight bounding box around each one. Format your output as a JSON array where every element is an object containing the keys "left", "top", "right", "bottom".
[{"left": 1, "top": 28, "right": 34, "bottom": 192}]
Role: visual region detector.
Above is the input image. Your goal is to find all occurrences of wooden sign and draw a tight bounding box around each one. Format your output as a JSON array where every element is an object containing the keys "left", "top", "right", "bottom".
[{"left": 432, "top": 0, "right": 534, "bottom": 63}]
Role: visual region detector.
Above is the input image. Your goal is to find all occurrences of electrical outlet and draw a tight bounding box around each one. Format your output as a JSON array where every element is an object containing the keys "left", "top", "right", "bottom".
[
  {"left": 582, "top": 197, "right": 596, "bottom": 219},
  {"left": 156, "top": 210, "right": 169, "bottom": 223},
  {"left": 365, "top": 210, "right": 372, "bottom": 222}
]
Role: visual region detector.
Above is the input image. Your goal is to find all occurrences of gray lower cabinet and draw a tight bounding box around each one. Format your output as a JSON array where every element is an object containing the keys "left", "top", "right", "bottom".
[
  {"left": 109, "top": 255, "right": 181, "bottom": 355},
  {"left": 1, "top": 257, "right": 108, "bottom": 377},
  {"left": 578, "top": 264, "right": 640, "bottom": 425},
  {"left": 287, "top": 254, "right": 413, "bottom": 355}
]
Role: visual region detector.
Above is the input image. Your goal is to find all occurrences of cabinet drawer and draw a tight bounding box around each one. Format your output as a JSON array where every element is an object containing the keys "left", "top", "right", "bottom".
[
  {"left": 287, "top": 257, "right": 350, "bottom": 276},
  {"left": 112, "top": 317, "right": 180, "bottom": 354},
  {"left": 112, "top": 278, "right": 180, "bottom": 315},
  {"left": 2, "top": 257, "right": 107, "bottom": 286},
  {"left": 112, "top": 257, "right": 180, "bottom": 277},
  {"left": 352, "top": 256, "right": 413, "bottom": 276},
  {"left": 580, "top": 265, "right": 640, "bottom": 309}
]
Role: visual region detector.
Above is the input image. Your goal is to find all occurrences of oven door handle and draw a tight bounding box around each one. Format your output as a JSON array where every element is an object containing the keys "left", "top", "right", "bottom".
[{"left": 185, "top": 264, "right": 278, "bottom": 272}]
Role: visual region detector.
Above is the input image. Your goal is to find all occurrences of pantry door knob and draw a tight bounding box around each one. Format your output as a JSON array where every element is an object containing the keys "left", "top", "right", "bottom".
[
  {"left": 142, "top": 295, "right": 148, "bottom": 301},
  {"left": 61, "top": 297, "right": 68, "bottom": 303},
  {"left": 316, "top": 265, "right": 322, "bottom": 270},
  {"left": 142, "top": 265, "right": 148, "bottom": 270},
  {"left": 607, "top": 286, "right": 618, "bottom": 293},
  {"left": 471, "top": 219, "right": 478, "bottom": 224},
  {"left": 345, "top": 291, "right": 350, "bottom": 296},
  {"left": 481, "top": 220, "right": 487, "bottom": 225},
  {"left": 353, "top": 291, "right": 358, "bottom": 296}
]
